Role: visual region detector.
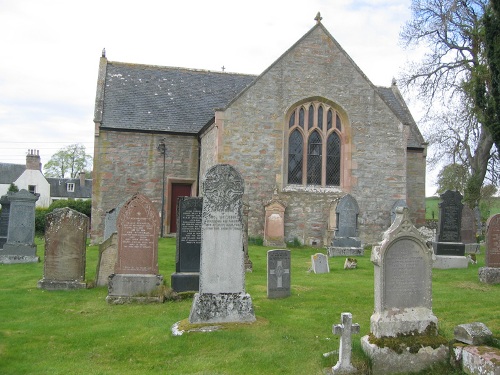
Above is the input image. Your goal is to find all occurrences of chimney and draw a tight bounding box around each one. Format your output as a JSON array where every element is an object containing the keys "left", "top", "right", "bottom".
[
  {"left": 79, "top": 171, "right": 86, "bottom": 187},
  {"left": 26, "top": 149, "right": 41, "bottom": 171}
]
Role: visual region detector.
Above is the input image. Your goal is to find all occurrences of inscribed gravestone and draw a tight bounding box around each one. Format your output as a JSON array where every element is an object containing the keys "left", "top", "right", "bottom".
[
  {"left": 0, "top": 194, "right": 10, "bottom": 248},
  {"left": 0, "top": 189, "right": 39, "bottom": 263},
  {"left": 479, "top": 214, "right": 500, "bottom": 284},
  {"left": 267, "top": 249, "right": 291, "bottom": 298},
  {"left": 171, "top": 197, "right": 202, "bottom": 292},
  {"left": 38, "top": 208, "right": 88, "bottom": 290},
  {"left": 263, "top": 191, "right": 287, "bottom": 248},
  {"left": 311, "top": 253, "right": 329, "bottom": 274},
  {"left": 327, "top": 194, "right": 363, "bottom": 256},
  {"left": 189, "top": 164, "right": 255, "bottom": 323},
  {"left": 107, "top": 193, "right": 163, "bottom": 303},
  {"left": 369, "top": 207, "right": 437, "bottom": 338}
]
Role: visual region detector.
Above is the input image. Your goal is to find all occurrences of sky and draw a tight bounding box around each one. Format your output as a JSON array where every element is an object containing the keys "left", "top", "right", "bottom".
[{"left": 0, "top": 0, "right": 438, "bottom": 195}]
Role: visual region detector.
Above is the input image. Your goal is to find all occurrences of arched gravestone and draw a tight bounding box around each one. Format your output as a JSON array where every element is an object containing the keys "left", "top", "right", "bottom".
[
  {"left": 106, "top": 193, "right": 163, "bottom": 303},
  {"left": 479, "top": 214, "right": 500, "bottom": 284},
  {"left": 189, "top": 164, "right": 255, "bottom": 323},
  {"left": 369, "top": 207, "right": 437, "bottom": 338},
  {"left": 327, "top": 194, "right": 363, "bottom": 256}
]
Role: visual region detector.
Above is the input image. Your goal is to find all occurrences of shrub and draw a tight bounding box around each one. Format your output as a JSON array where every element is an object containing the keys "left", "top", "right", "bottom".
[{"left": 35, "top": 200, "right": 92, "bottom": 235}]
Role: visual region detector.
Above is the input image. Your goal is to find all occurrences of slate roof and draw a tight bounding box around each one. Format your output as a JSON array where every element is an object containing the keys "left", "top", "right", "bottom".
[
  {"left": 101, "top": 62, "right": 256, "bottom": 134},
  {"left": 377, "top": 86, "right": 426, "bottom": 149},
  {"left": 46, "top": 178, "right": 93, "bottom": 199},
  {"left": 0, "top": 163, "right": 25, "bottom": 184}
]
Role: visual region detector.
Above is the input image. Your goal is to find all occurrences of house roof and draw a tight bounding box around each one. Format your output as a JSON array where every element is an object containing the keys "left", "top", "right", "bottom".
[
  {"left": 46, "top": 178, "right": 93, "bottom": 199},
  {"left": 100, "top": 62, "right": 256, "bottom": 134},
  {"left": 0, "top": 163, "right": 25, "bottom": 184}
]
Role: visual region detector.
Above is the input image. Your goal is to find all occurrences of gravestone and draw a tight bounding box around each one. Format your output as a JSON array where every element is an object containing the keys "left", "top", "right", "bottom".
[
  {"left": 361, "top": 207, "right": 447, "bottom": 374},
  {"left": 0, "top": 194, "right": 11, "bottom": 248},
  {"left": 311, "top": 253, "right": 329, "bottom": 274},
  {"left": 103, "top": 201, "right": 125, "bottom": 242},
  {"left": 0, "top": 189, "right": 39, "bottom": 263},
  {"left": 38, "top": 208, "right": 88, "bottom": 290},
  {"left": 263, "top": 190, "right": 287, "bottom": 248},
  {"left": 106, "top": 193, "right": 163, "bottom": 303},
  {"left": 95, "top": 232, "right": 118, "bottom": 287},
  {"left": 461, "top": 205, "right": 480, "bottom": 253},
  {"left": 432, "top": 190, "right": 467, "bottom": 269},
  {"left": 326, "top": 194, "right": 363, "bottom": 257},
  {"left": 188, "top": 164, "right": 255, "bottom": 323},
  {"left": 390, "top": 199, "right": 407, "bottom": 224},
  {"left": 478, "top": 214, "right": 500, "bottom": 284},
  {"left": 331, "top": 312, "right": 360, "bottom": 374},
  {"left": 267, "top": 249, "right": 291, "bottom": 299},
  {"left": 243, "top": 201, "right": 253, "bottom": 272},
  {"left": 171, "top": 197, "right": 202, "bottom": 292}
]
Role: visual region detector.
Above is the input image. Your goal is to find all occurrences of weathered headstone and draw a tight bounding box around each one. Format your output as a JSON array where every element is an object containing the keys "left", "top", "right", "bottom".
[
  {"left": 332, "top": 312, "right": 360, "bottom": 374},
  {"left": 0, "top": 194, "right": 11, "bottom": 249},
  {"left": 311, "top": 253, "right": 329, "bottom": 274},
  {"left": 243, "top": 201, "right": 253, "bottom": 272},
  {"left": 38, "top": 208, "right": 88, "bottom": 290},
  {"left": 478, "top": 214, "right": 500, "bottom": 284},
  {"left": 461, "top": 205, "right": 480, "bottom": 253},
  {"left": 361, "top": 207, "right": 447, "bottom": 374},
  {"left": 432, "top": 190, "right": 467, "bottom": 269},
  {"left": 327, "top": 194, "right": 363, "bottom": 257},
  {"left": 95, "top": 232, "right": 118, "bottom": 287},
  {"left": 188, "top": 164, "right": 255, "bottom": 323},
  {"left": 263, "top": 190, "right": 287, "bottom": 248},
  {"left": 267, "top": 249, "right": 291, "bottom": 299},
  {"left": 171, "top": 197, "right": 202, "bottom": 292},
  {"left": 103, "top": 201, "right": 125, "bottom": 242},
  {"left": 106, "top": 193, "right": 163, "bottom": 303},
  {"left": 0, "top": 190, "right": 39, "bottom": 263}
]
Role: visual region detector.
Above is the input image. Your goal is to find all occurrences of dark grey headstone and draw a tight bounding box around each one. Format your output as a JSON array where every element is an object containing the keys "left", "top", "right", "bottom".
[
  {"left": 437, "top": 190, "right": 463, "bottom": 243},
  {"left": 38, "top": 208, "right": 88, "bottom": 290},
  {"left": 335, "top": 194, "right": 359, "bottom": 238},
  {"left": 171, "top": 197, "right": 202, "bottom": 292},
  {"left": 0, "top": 194, "right": 10, "bottom": 248},
  {"left": 0, "top": 190, "right": 39, "bottom": 263},
  {"left": 267, "top": 249, "right": 291, "bottom": 299}
]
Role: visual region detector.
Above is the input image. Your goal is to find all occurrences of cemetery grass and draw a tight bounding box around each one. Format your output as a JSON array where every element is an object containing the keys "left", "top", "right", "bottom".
[{"left": 0, "top": 239, "right": 498, "bottom": 374}]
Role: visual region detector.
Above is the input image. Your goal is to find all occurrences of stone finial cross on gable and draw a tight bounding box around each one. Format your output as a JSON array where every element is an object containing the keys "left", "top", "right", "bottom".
[
  {"left": 332, "top": 312, "right": 360, "bottom": 374},
  {"left": 269, "top": 260, "right": 289, "bottom": 288}
]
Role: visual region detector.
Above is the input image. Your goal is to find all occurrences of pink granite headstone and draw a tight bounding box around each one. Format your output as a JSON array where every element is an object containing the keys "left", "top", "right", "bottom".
[{"left": 486, "top": 214, "right": 500, "bottom": 268}]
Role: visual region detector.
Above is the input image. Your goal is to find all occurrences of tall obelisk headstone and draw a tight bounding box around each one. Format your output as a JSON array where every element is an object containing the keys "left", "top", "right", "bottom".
[
  {"left": 106, "top": 193, "right": 163, "bottom": 303},
  {"left": 188, "top": 164, "right": 255, "bottom": 323}
]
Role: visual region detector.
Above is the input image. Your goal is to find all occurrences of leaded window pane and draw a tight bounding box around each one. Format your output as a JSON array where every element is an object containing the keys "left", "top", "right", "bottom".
[
  {"left": 326, "top": 132, "right": 341, "bottom": 185},
  {"left": 318, "top": 106, "right": 323, "bottom": 130},
  {"left": 327, "top": 109, "right": 333, "bottom": 130},
  {"left": 299, "top": 108, "right": 304, "bottom": 128},
  {"left": 289, "top": 110, "right": 295, "bottom": 128},
  {"left": 336, "top": 113, "right": 342, "bottom": 131},
  {"left": 288, "top": 129, "right": 303, "bottom": 184},
  {"left": 307, "top": 131, "right": 322, "bottom": 185},
  {"left": 308, "top": 105, "right": 314, "bottom": 129}
]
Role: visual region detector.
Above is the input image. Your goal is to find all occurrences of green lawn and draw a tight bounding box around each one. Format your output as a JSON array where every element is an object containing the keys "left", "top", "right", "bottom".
[{"left": 0, "top": 237, "right": 498, "bottom": 374}]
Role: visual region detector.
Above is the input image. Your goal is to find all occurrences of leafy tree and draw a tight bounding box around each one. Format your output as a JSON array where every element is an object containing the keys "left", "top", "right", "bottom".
[
  {"left": 8, "top": 183, "right": 19, "bottom": 192},
  {"left": 399, "top": 0, "right": 496, "bottom": 207},
  {"left": 436, "top": 163, "right": 469, "bottom": 194},
  {"left": 43, "top": 144, "right": 92, "bottom": 178}
]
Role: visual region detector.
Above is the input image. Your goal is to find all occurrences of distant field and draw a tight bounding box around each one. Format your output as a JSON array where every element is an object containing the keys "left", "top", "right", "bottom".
[{"left": 425, "top": 196, "right": 500, "bottom": 221}]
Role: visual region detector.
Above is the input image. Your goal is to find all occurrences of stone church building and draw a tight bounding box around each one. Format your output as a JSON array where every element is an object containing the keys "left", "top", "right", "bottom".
[{"left": 91, "top": 15, "right": 426, "bottom": 246}]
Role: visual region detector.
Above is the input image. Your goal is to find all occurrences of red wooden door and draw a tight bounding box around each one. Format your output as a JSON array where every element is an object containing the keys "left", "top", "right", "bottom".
[{"left": 170, "top": 184, "right": 192, "bottom": 233}]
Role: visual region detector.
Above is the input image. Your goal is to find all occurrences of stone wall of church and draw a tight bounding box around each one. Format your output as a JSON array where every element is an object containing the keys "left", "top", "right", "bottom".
[
  {"left": 91, "top": 130, "right": 199, "bottom": 243},
  {"left": 213, "top": 26, "right": 417, "bottom": 245}
]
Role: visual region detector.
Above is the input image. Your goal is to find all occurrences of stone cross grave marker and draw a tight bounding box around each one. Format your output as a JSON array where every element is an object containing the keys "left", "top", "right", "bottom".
[
  {"left": 171, "top": 196, "right": 202, "bottom": 292},
  {"left": 267, "top": 249, "right": 291, "bottom": 298},
  {"left": 38, "top": 208, "right": 88, "bottom": 290},
  {"left": 0, "top": 189, "right": 39, "bottom": 263},
  {"left": 311, "top": 253, "right": 329, "bottom": 273},
  {"left": 106, "top": 193, "right": 163, "bottom": 303},
  {"left": 332, "top": 312, "right": 360, "bottom": 374},
  {"left": 188, "top": 164, "right": 255, "bottom": 323}
]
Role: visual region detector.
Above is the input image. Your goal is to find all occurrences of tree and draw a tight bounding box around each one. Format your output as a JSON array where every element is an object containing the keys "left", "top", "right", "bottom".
[
  {"left": 436, "top": 163, "right": 469, "bottom": 193},
  {"left": 8, "top": 183, "right": 19, "bottom": 192},
  {"left": 399, "top": 0, "right": 496, "bottom": 207},
  {"left": 43, "top": 144, "right": 93, "bottom": 179}
]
